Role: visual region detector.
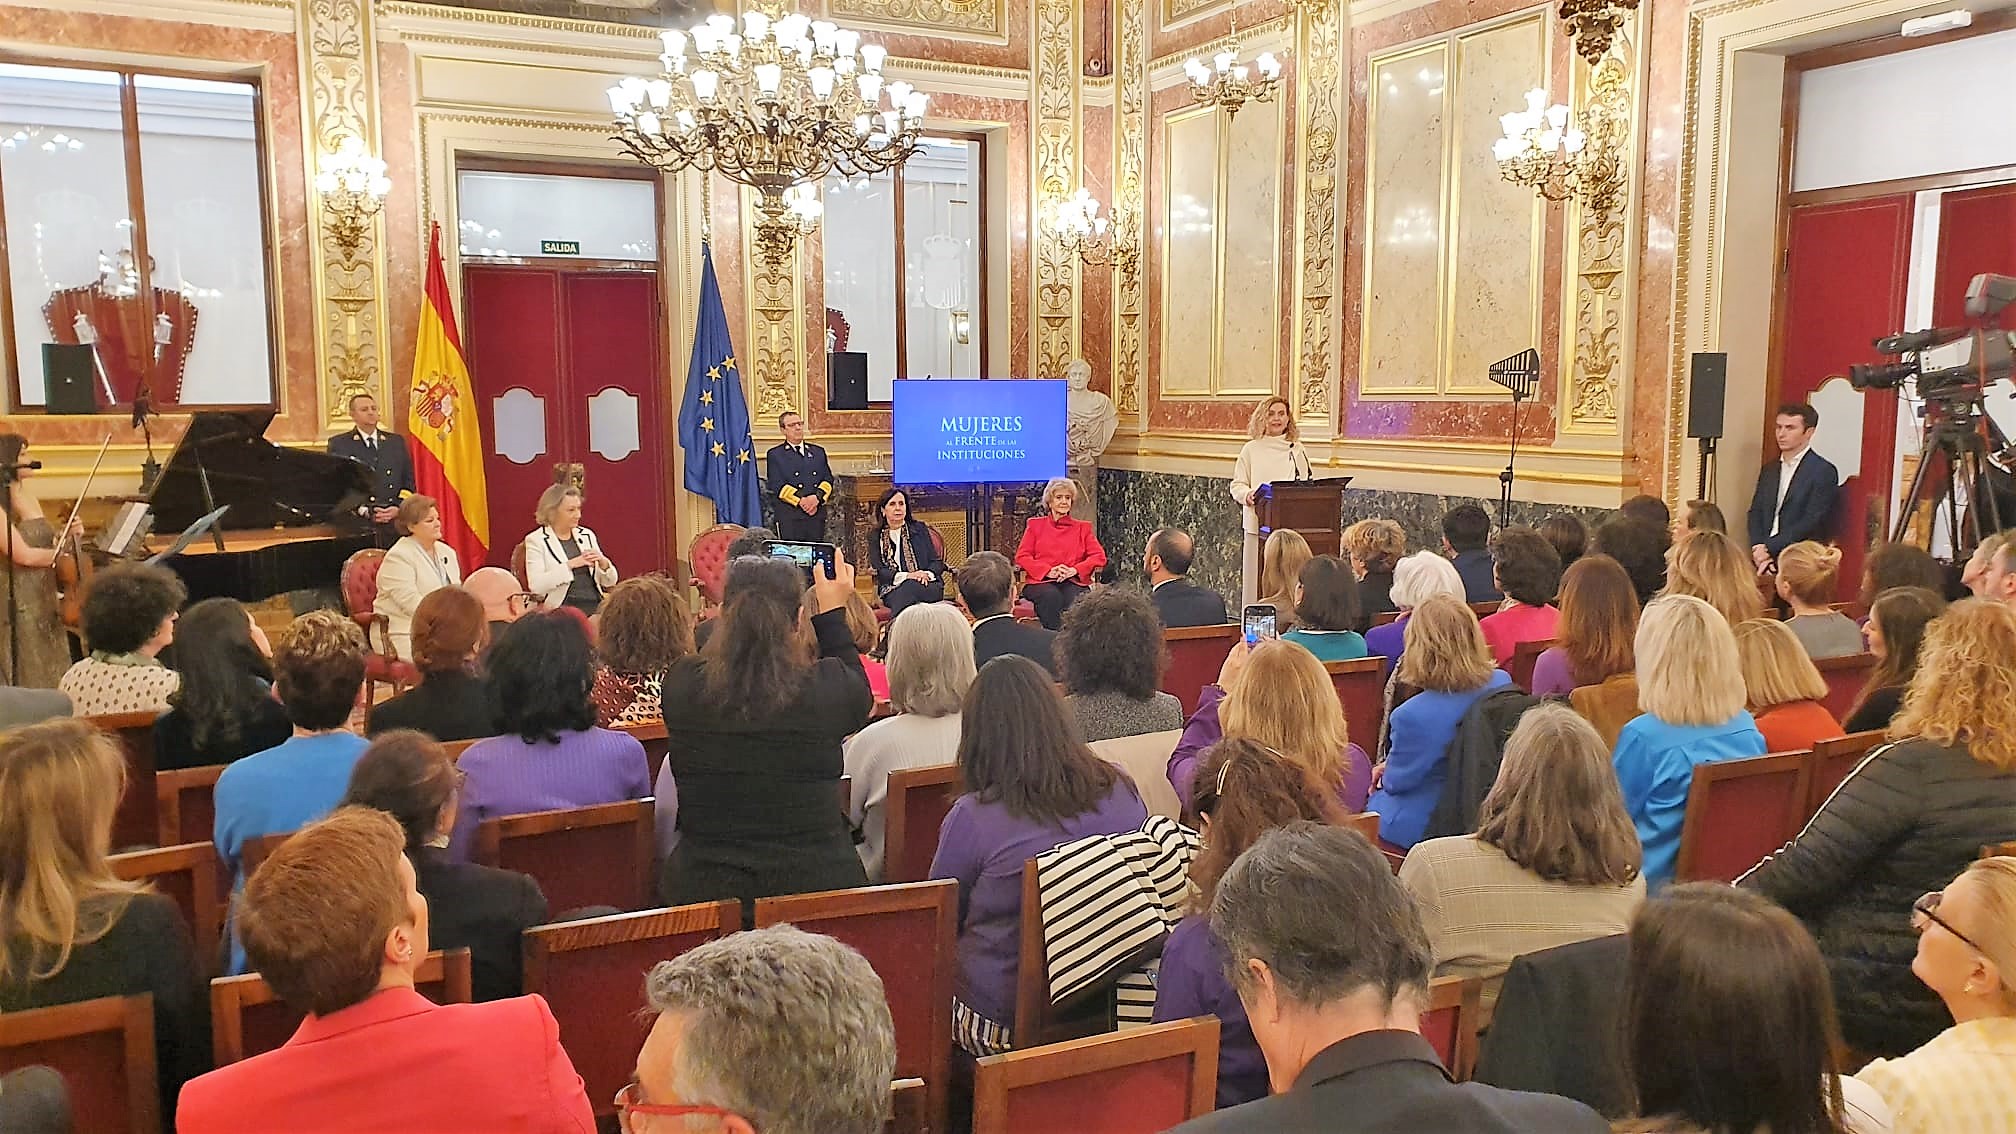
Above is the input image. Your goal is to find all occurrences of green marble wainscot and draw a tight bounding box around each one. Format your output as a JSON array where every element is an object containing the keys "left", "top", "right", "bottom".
[
  {"left": 1096, "top": 468, "right": 1245, "bottom": 600},
  {"left": 1340, "top": 489, "right": 1614, "bottom": 560}
]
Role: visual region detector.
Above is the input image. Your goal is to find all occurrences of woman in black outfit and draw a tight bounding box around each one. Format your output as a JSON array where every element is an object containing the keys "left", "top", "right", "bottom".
[
  {"left": 341, "top": 730, "right": 546, "bottom": 1002},
  {"left": 658, "top": 552, "right": 871, "bottom": 912},
  {"left": 153, "top": 598, "right": 292, "bottom": 771},
  {"left": 366, "top": 586, "right": 499, "bottom": 741},
  {"left": 868, "top": 487, "right": 947, "bottom": 618},
  {"left": 1842, "top": 585, "right": 1944, "bottom": 734}
]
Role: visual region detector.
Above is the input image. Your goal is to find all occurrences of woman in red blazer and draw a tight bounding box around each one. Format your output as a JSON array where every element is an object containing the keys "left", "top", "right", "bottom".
[
  {"left": 176, "top": 807, "right": 594, "bottom": 1134},
  {"left": 1014, "top": 477, "right": 1108, "bottom": 630}
]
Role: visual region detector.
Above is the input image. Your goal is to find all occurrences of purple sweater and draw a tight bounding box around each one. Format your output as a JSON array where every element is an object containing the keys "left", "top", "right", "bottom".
[
  {"left": 1364, "top": 614, "right": 1408, "bottom": 676},
  {"left": 929, "top": 780, "right": 1149, "bottom": 1029},
  {"left": 1153, "top": 915, "right": 1267, "bottom": 1108},
  {"left": 446, "top": 727, "right": 652, "bottom": 860},
  {"left": 1528, "top": 645, "right": 1577, "bottom": 698},
  {"left": 1166, "top": 685, "right": 1373, "bottom": 814}
]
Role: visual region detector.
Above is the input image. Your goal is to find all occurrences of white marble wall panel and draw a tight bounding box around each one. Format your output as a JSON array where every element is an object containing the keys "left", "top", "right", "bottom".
[
  {"left": 1162, "top": 107, "right": 1219, "bottom": 394},
  {"left": 1447, "top": 15, "right": 1544, "bottom": 393},
  {"left": 1220, "top": 94, "right": 1283, "bottom": 395},
  {"left": 1362, "top": 42, "right": 1448, "bottom": 393}
]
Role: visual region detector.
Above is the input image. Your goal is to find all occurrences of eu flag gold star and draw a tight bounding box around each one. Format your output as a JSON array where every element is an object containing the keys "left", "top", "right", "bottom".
[
  {"left": 700, "top": 389, "right": 714, "bottom": 404},
  {"left": 711, "top": 442, "right": 725, "bottom": 457},
  {"left": 701, "top": 416, "right": 715, "bottom": 432},
  {"left": 722, "top": 355, "right": 737, "bottom": 371},
  {"left": 737, "top": 450, "right": 750, "bottom": 463},
  {"left": 707, "top": 366, "right": 721, "bottom": 380}
]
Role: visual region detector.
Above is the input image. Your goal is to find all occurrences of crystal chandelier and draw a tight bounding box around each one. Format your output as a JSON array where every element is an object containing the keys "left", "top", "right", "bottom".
[
  {"left": 1492, "top": 87, "right": 1626, "bottom": 223},
  {"left": 1182, "top": 16, "right": 1281, "bottom": 118},
  {"left": 607, "top": 4, "right": 929, "bottom": 266},
  {"left": 315, "top": 135, "right": 391, "bottom": 263},
  {"left": 1044, "top": 187, "right": 1139, "bottom": 281},
  {"left": 1558, "top": 0, "right": 1640, "bottom": 65}
]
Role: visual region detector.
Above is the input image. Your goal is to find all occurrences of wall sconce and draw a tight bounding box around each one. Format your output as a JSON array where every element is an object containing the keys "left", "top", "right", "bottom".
[
  {"left": 951, "top": 307, "right": 971, "bottom": 346},
  {"left": 1044, "top": 187, "right": 1140, "bottom": 284},
  {"left": 316, "top": 135, "right": 391, "bottom": 263}
]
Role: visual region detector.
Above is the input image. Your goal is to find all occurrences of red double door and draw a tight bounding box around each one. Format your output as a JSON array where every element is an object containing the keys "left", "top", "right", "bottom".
[{"left": 462, "top": 266, "right": 672, "bottom": 578}]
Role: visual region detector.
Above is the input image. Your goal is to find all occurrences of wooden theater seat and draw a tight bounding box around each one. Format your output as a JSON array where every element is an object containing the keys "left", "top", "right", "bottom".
[
  {"left": 109, "top": 842, "right": 223, "bottom": 976},
  {"left": 0, "top": 994, "right": 159, "bottom": 1134},
  {"left": 93, "top": 712, "right": 161, "bottom": 852},
  {"left": 1325, "top": 657, "right": 1387, "bottom": 757},
  {"left": 1807, "top": 729, "right": 1887, "bottom": 818},
  {"left": 152, "top": 764, "right": 225, "bottom": 849},
  {"left": 971, "top": 1017, "right": 1219, "bottom": 1134},
  {"left": 1674, "top": 751, "right": 1814, "bottom": 883},
  {"left": 210, "top": 949, "right": 471, "bottom": 1066},
  {"left": 1421, "top": 974, "right": 1484, "bottom": 1081},
  {"left": 1813, "top": 653, "right": 1877, "bottom": 721},
  {"left": 882, "top": 763, "right": 961, "bottom": 885},
  {"left": 1507, "top": 638, "right": 1556, "bottom": 694},
  {"left": 473, "top": 798, "right": 655, "bottom": 913},
  {"left": 1161, "top": 624, "right": 1239, "bottom": 717}
]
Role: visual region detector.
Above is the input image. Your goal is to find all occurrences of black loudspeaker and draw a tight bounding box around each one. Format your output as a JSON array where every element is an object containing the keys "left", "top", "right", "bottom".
[
  {"left": 1687, "top": 352, "right": 1728, "bottom": 440},
  {"left": 828, "top": 351, "right": 869, "bottom": 410},
  {"left": 42, "top": 343, "right": 97, "bottom": 414}
]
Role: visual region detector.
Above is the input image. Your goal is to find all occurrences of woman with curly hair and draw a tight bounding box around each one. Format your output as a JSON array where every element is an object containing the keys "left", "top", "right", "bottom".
[
  {"left": 1478, "top": 526, "right": 1563, "bottom": 666},
  {"left": 1057, "top": 586, "right": 1181, "bottom": 742},
  {"left": 1342, "top": 518, "right": 1406, "bottom": 619},
  {"left": 1529, "top": 554, "right": 1638, "bottom": 698},
  {"left": 1663, "top": 529, "right": 1764, "bottom": 627},
  {"left": 1844, "top": 586, "right": 1945, "bottom": 733},
  {"left": 1740, "top": 598, "right": 2016, "bottom": 1058},
  {"left": 60, "top": 562, "right": 186, "bottom": 716},
  {"left": 592, "top": 575, "right": 693, "bottom": 726}
]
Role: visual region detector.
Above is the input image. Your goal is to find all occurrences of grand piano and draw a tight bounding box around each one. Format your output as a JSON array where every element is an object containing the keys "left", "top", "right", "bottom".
[{"left": 146, "top": 410, "right": 375, "bottom": 602}]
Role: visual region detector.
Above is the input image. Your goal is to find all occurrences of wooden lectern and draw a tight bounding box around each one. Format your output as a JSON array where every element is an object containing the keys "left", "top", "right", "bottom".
[{"left": 1256, "top": 477, "right": 1352, "bottom": 559}]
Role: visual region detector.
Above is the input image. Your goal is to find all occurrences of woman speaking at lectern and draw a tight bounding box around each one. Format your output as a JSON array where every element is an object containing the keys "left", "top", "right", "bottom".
[{"left": 1230, "top": 395, "right": 1312, "bottom": 605}]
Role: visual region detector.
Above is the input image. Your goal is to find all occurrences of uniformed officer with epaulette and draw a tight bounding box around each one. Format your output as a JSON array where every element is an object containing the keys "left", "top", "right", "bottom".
[{"left": 764, "top": 410, "right": 835, "bottom": 542}]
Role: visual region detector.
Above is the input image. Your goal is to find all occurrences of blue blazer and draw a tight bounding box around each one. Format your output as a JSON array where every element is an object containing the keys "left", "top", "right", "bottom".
[
  {"left": 1368, "top": 670, "right": 1512, "bottom": 850},
  {"left": 1746, "top": 450, "right": 1840, "bottom": 557},
  {"left": 1613, "top": 710, "right": 1767, "bottom": 888}
]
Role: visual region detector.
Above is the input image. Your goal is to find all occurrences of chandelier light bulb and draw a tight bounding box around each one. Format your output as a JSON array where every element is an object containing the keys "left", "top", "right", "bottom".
[
  {"left": 836, "top": 29, "right": 860, "bottom": 56},
  {"left": 886, "top": 80, "right": 913, "bottom": 107},
  {"left": 1546, "top": 103, "right": 1569, "bottom": 130},
  {"left": 608, "top": 86, "right": 634, "bottom": 117},
  {"left": 903, "top": 90, "right": 928, "bottom": 119},
  {"left": 861, "top": 44, "right": 887, "bottom": 72},
  {"left": 808, "top": 67, "right": 836, "bottom": 100},
  {"left": 741, "top": 11, "right": 769, "bottom": 39},
  {"left": 1214, "top": 50, "right": 1235, "bottom": 73},
  {"left": 1524, "top": 87, "right": 1548, "bottom": 113},
  {"left": 315, "top": 170, "right": 338, "bottom": 193},
  {"left": 676, "top": 109, "right": 697, "bottom": 132},
  {"left": 858, "top": 72, "right": 883, "bottom": 102},
  {"left": 1256, "top": 52, "right": 1280, "bottom": 79},
  {"left": 1563, "top": 128, "right": 1587, "bottom": 154},
  {"left": 755, "top": 63, "right": 783, "bottom": 95},
  {"left": 691, "top": 69, "right": 719, "bottom": 101},
  {"left": 646, "top": 79, "right": 672, "bottom": 109},
  {"left": 661, "top": 29, "right": 686, "bottom": 58},
  {"left": 854, "top": 113, "right": 872, "bottom": 135},
  {"left": 636, "top": 110, "right": 662, "bottom": 136}
]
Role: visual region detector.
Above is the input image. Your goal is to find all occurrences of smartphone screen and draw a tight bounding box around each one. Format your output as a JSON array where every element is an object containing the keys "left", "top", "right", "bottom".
[
  {"left": 1242, "top": 603, "right": 1278, "bottom": 645},
  {"left": 764, "top": 540, "right": 837, "bottom": 581}
]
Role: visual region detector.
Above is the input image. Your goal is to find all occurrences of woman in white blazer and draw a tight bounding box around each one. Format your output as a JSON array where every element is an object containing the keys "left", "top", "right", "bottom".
[
  {"left": 522, "top": 482, "right": 618, "bottom": 614},
  {"left": 374, "top": 494, "right": 463, "bottom": 661},
  {"left": 1229, "top": 395, "right": 1312, "bottom": 604}
]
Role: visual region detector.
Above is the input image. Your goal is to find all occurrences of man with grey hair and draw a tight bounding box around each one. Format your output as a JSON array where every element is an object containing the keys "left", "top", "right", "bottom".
[
  {"left": 960, "top": 550, "right": 1057, "bottom": 676},
  {"left": 625, "top": 925, "right": 896, "bottom": 1134},
  {"left": 1171, "top": 824, "right": 1607, "bottom": 1132}
]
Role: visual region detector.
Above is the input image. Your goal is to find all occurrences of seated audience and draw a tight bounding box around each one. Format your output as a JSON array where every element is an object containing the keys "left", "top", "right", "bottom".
[
  {"left": 693, "top": 547, "right": 779, "bottom": 651},
  {"left": 588, "top": 574, "right": 692, "bottom": 726},
  {"left": 1977, "top": 532, "right": 2016, "bottom": 607},
  {"left": 1664, "top": 529, "right": 1765, "bottom": 627},
  {"left": 1400, "top": 705, "right": 1645, "bottom": 1024},
  {"left": 448, "top": 610, "right": 649, "bottom": 860},
  {"left": 1592, "top": 514, "right": 1670, "bottom": 606},
  {"left": 1537, "top": 512, "right": 1588, "bottom": 574},
  {"left": 845, "top": 602, "right": 975, "bottom": 880},
  {"left": 1740, "top": 598, "right": 2016, "bottom": 1057},
  {"left": 1281, "top": 555, "right": 1368, "bottom": 661},
  {"left": 1961, "top": 531, "right": 2006, "bottom": 599},
  {"left": 1855, "top": 856, "right": 2016, "bottom": 1134},
  {"left": 1014, "top": 476, "right": 1106, "bottom": 630},
  {"left": 1734, "top": 617, "right": 1845, "bottom": 752},
  {"left": 1679, "top": 499, "right": 1728, "bottom": 538},
  {"left": 1169, "top": 638, "right": 1372, "bottom": 812},
  {"left": 463, "top": 565, "right": 533, "bottom": 642},
  {"left": 1168, "top": 823, "right": 1608, "bottom": 1132},
  {"left": 153, "top": 597, "right": 290, "bottom": 771},
  {"left": 1614, "top": 595, "right": 1766, "bottom": 889},
  {"left": 961, "top": 549, "right": 1057, "bottom": 674},
  {"left": 1258, "top": 528, "right": 1315, "bottom": 631},
  {"left": 1155, "top": 740, "right": 1344, "bottom": 1109},
  {"left": 1614, "top": 884, "right": 1890, "bottom": 1134},
  {"left": 60, "top": 563, "right": 184, "bottom": 716},
  {"left": 1860, "top": 542, "right": 1947, "bottom": 608},
  {"left": 175, "top": 807, "right": 594, "bottom": 1133},
  {"left": 1621, "top": 493, "right": 1673, "bottom": 534},
  {"left": 868, "top": 487, "right": 948, "bottom": 618},
  {"left": 373, "top": 494, "right": 463, "bottom": 662},
  {"left": 1367, "top": 594, "right": 1513, "bottom": 851},
  {"left": 659, "top": 556, "right": 870, "bottom": 908},
  {"left": 1343, "top": 518, "right": 1406, "bottom": 619},
  {"left": 1147, "top": 527, "right": 1230, "bottom": 628},
  {"left": 1442, "top": 502, "right": 1502, "bottom": 604},
  {"left": 1844, "top": 586, "right": 1945, "bottom": 733},
  {"left": 630, "top": 925, "right": 896, "bottom": 1134},
  {"left": 1777, "top": 541, "right": 1863, "bottom": 658},
  {"left": 1479, "top": 526, "right": 1563, "bottom": 666},
  {"left": 0, "top": 1066, "right": 69, "bottom": 1134},
  {"left": 1529, "top": 554, "right": 1639, "bottom": 699},
  {"left": 342, "top": 731, "right": 546, "bottom": 1002},
  {"left": 1364, "top": 550, "right": 1466, "bottom": 673},
  {"left": 1058, "top": 587, "right": 1182, "bottom": 742},
  {"left": 366, "top": 587, "right": 497, "bottom": 741},
  {"left": 0, "top": 718, "right": 206, "bottom": 1118},
  {"left": 931, "top": 656, "right": 1147, "bottom": 1054},
  {"left": 522, "top": 482, "right": 617, "bottom": 615},
  {"left": 801, "top": 587, "right": 889, "bottom": 701}
]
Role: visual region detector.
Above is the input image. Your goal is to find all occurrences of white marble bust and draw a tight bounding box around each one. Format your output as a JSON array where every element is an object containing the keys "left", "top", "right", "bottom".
[{"left": 1064, "top": 358, "right": 1118, "bottom": 466}]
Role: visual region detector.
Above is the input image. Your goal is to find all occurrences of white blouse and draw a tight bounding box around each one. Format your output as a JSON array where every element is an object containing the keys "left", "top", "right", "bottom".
[{"left": 1229, "top": 436, "right": 1313, "bottom": 534}]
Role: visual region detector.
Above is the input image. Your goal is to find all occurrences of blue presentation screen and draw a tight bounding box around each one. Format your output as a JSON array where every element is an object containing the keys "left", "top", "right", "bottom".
[{"left": 891, "top": 379, "right": 1068, "bottom": 485}]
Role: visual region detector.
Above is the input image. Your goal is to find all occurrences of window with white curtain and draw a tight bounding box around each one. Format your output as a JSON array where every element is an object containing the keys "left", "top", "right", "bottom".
[{"left": 0, "top": 62, "right": 274, "bottom": 410}]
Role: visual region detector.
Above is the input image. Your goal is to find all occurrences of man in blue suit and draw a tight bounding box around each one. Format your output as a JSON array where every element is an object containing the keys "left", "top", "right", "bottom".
[{"left": 1746, "top": 402, "right": 1839, "bottom": 573}]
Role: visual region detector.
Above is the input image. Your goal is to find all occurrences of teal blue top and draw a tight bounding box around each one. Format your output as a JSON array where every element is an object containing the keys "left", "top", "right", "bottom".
[{"left": 1280, "top": 628, "right": 1369, "bottom": 662}]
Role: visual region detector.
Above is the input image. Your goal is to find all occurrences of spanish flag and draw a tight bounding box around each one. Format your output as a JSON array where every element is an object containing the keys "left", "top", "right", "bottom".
[{"left": 406, "top": 221, "right": 489, "bottom": 566}]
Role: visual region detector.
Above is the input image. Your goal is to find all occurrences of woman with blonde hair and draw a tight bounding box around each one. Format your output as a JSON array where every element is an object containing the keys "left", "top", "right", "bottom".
[
  {"left": 1529, "top": 553, "right": 1639, "bottom": 698},
  {"left": 374, "top": 494, "right": 463, "bottom": 661},
  {"left": 1401, "top": 704, "right": 1644, "bottom": 1023},
  {"left": 1343, "top": 518, "right": 1406, "bottom": 618},
  {"left": 1663, "top": 529, "right": 1764, "bottom": 627},
  {"left": 1256, "top": 528, "right": 1313, "bottom": 632},
  {"left": 1229, "top": 394, "right": 1311, "bottom": 603},
  {"left": 1364, "top": 549, "right": 1465, "bottom": 673},
  {"left": 1740, "top": 598, "right": 2016, "bottom": 1057},
  {"left": 0, "top": 718, "right": 207, "bottom": 1116},
  {"left": 1367, "top": 594, "right": 1512, "bottom": 851},
  {"left": 521, "top": 481, "right": 617, "bottom": 614},
  {"left": 1616, "top": 594, "right": 1767, "bottom": 888},
  {"left": 1777, "top": 541, "right": 1862, "bottom": 658},
  {"left": 1167, "top": 638, "right": 1372, "bottom": 813},
  {"left": 844, "top": 602, "right": 976, "bottom": 880},
  {"left": 1734, "top": 617, "right": 1844, "bottom": 752}
]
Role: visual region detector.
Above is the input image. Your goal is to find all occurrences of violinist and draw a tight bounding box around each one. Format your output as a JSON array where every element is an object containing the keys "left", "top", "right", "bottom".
[{"left": 1, "top": 432, "right": 83, "bottom": 689}]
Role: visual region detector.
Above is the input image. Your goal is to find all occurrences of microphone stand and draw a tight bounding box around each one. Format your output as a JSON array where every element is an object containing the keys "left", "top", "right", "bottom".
[
  {"left": 1499, "top": 386, "right": 1527, "bottom": 530},
  {"left": 5, "top": 463, "right": 17, "bottom": 685}
]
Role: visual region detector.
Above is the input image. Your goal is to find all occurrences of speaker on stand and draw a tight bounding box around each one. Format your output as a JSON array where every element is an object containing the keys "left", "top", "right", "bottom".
[
  {"left": 828, "top": 352, "right": 869, "bottom": 411},
  {"left": 1687, "top": 352, "right": 1728, "bottom": 502}
]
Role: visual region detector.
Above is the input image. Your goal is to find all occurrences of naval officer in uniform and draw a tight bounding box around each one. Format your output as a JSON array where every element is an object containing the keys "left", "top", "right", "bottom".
[
  {"left": 327, "top": 393, "right": 416, "bottom": 548},
  {"left": 764, "top": 410, "right": 835, "bottom": 543}
]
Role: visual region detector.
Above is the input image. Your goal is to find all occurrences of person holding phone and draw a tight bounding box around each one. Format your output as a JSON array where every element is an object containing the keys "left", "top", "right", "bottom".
[
  {"left": 869, "top": 488, "right": 947, "bottom": 617},
  {"left": 1014, "top": 477, "right": 1107, "bottom": 630},
  {"left": 521, "top": 482, "right": 616, "bottom": 615}
]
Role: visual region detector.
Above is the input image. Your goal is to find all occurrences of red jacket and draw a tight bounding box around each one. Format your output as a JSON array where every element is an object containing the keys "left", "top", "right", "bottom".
[
  {"left": 1014, "top": 515, "right": 1107, "bottom": 585},
  {"left": 177, "top": 988, "right": 595, "bottom": 1134}
]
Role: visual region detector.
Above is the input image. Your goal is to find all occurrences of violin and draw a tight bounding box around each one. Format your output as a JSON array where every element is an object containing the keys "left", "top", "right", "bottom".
[{"left": 55, "top": 435, "right": 111, "bottom": 634}]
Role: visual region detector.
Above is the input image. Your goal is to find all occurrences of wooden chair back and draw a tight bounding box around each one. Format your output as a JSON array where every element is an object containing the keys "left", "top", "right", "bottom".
[
  {"left": 688, "top": 522, "right": 746, "bottom": 609},
  {"left": 882, "top": 763, "right": 961, "bottom": 885},
  {"left": 971, "top": 1017, "right": 1219, "bottom": 1134},
  {"left": 523, "top": 902, "right": 741, "bottom": 1120},
  {"left": 473, "top": 798, "right": 655, "bottom": 913},
  {"left": 1813, "top": 653, "right": 1877, "bottom": 720},
  {"left": 1371, "top": 609, "right": 1402, "bottom": 627},
  {"left": 239, "top": 830, "right": 292, "bottom": 882},
  {"left": 755, "top": 881, "right": 957, "bottom": 1133},
  {"left": 109, "top": 842, "right": 223, "bottom": 976},
  {"left": 1507, "top": 638, "right": 1556, "bottom": 694},
  {"left": 92, "top": 712, "right": 160, "bottom": 851},
  {"left": 1982, "top": 842, "right": 2016, "bottom": 859},
  {"left": 1089, "top": 730, "right": 1184, "bottom": 821},
  {"left": 1674, "top": 751, "right": 1814, "bottom": 883},
  {"left": 210, "top": 949, "right": 471, "bottom": 1065},
  {"left": 0, "top": 994, "right": 159, "bottom": 1134},
  {"left": 615, "top": 718, "right": 671, "bottom": 782},
  {"left": 887, "top": 1077, "right": 928, "bottom": 1134},
  {"left": 1421, "top": 974, "right": 1484, "bottom": 1081},
  {"left": 1807, "top": 729, "right": 1886, "bottom": 819},
  {"left": 1345, "top": 812, "right": 1382, "bottom": 842},
  {"left": 1470, "top": 600, "right": 1504, "bottom": 619},
  {"left": 1160, "top": 624, "right": 1239, "bottom": 717},
  {"left": 152, "top": 764, "right": 225, "bottom": 848},
  {"left": 1012, "top": 859, "right": 1126, "bottom": 1050},
  {"left": 1324, "top": 657, "right": 1386, "bottom": 757}
]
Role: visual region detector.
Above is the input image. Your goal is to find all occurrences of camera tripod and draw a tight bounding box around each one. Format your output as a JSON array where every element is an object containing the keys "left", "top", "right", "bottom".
[{"left": 1892, "top": 400, "right": 2007, "bottom": 558}]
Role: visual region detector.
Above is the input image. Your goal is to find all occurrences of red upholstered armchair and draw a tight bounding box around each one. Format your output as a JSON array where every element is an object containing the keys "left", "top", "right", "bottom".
[
  {"left": 689, "top": 523, "right": 745, "bottom": 617},
  {"left": 340, "top": 549, "right": 418, "bottom": 701}
]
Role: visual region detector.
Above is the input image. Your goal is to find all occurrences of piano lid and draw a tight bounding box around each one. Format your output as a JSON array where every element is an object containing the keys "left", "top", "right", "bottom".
[{"left": 148, "top": 409, "right": 372, "bottom": 531}]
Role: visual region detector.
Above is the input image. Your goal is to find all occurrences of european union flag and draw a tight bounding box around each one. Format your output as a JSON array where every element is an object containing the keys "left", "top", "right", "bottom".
[{"left": 678, "top": 243, "right": 763, "bottom": 527}]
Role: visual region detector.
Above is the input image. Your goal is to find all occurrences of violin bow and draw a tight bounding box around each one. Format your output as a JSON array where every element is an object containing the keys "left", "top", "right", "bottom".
[{"left": 59, "top": 434, "right": 113, "bottom": 554}]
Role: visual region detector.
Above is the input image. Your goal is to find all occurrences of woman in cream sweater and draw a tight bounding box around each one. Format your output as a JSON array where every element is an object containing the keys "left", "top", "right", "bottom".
[
  {"left": 1229, "top": 395, "right": 1312, "bottom": 604},
  {"left": 373, "top": 495, "right": 463, "bottom": 661}
]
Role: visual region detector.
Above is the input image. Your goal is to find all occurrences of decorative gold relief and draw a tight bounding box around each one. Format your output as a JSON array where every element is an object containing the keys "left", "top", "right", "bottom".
[
  {"left": 1291, "top": 0, "right": 1343, "bottom": 425},
  {"left": 743, "top": 190, "right": 804, "bottom": 424},
  {"left": 1114, "top": 0, "right": 1147, "bottom": 417},
  {"left": 1561, "top": 16, "right": 1640, "bottom": 435},
  {"left": 301, "top": 0, "right": 386, "bottom": 431},
  {"left": 1033, "top": 0, "right": 1078, "bottom": 379},
  {"left": 828, "top": 0, "right": 1008, "bottom": 40},
  {"left": 1164, "top": 0, "right": 1229, "bottom": 27}
]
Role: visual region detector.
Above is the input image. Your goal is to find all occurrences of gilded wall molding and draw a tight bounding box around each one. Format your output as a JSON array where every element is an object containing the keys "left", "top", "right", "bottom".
[
  {"left": 743, "top": 190, "right": 806, "bottom": 425},
  {"left": 827, "top": 0, "right": 1009, "bottom": 43},
  {"left": 1291, "top": 0, "right": 1343, "bottom": 428},
  {"left": 1560, "top": 13, "right": 1643, "bottom": 439},
  {"left": 1033, "top": 0, "right": 1078, "bottom": 379},
  {"left": 300, "top": 0, "right": 388, "bottom": 431},
  {"left": 1114, "top": 0, "right": 1148, "bottom": 418},
  {"left": 1164, "top": 0, "right": 1232, "bottom": 28}
]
